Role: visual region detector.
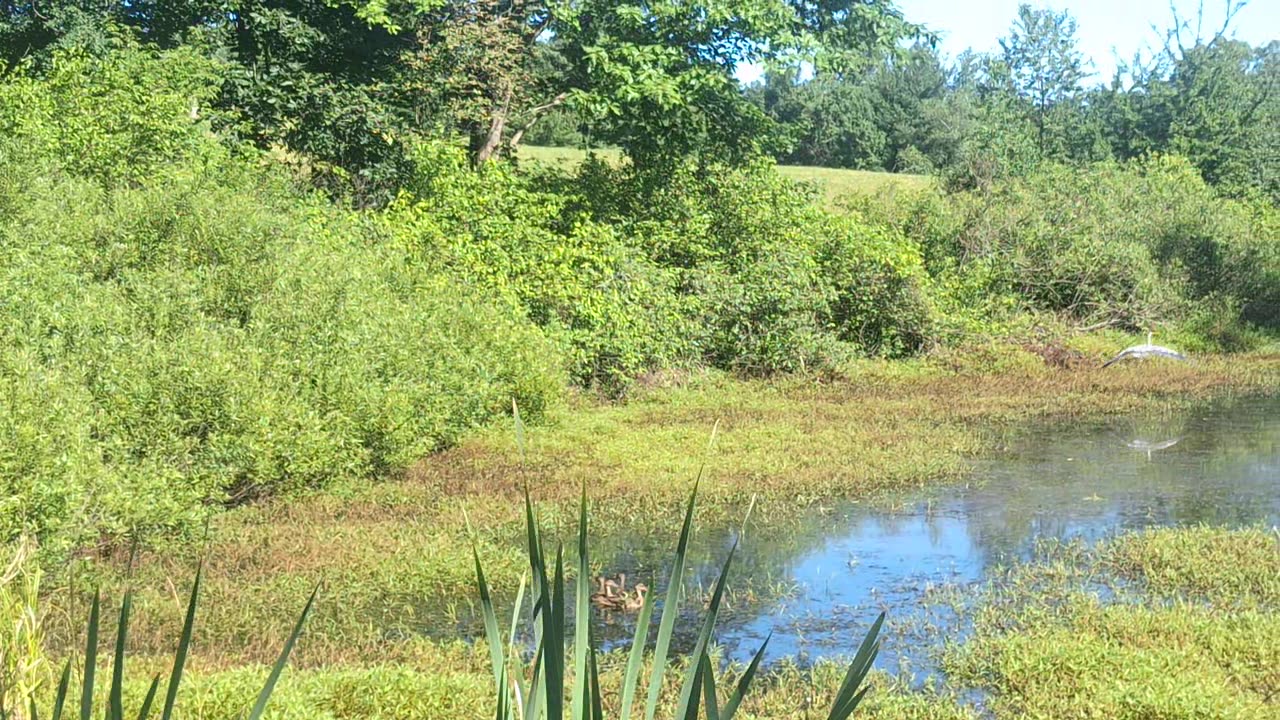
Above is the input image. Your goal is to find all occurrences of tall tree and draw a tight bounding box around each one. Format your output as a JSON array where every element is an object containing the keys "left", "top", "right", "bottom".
[{"left": 998, "top": 3, "right": 1087, "bottom": 159}]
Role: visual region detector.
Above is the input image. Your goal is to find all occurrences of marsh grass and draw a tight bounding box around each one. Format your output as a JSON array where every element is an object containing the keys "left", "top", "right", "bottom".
[
  {"left": 944, "top": 528, "right": 1280, "bottom": 719},
  {"left": 3, "top": 558, "right": 316, "bottom": 720},
  {"left": 42, "top": 356, "right": 1278, "bottom": 671}
]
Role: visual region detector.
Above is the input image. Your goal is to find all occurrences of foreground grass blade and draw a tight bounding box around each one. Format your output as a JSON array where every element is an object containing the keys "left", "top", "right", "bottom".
[
  {"left": 51, "top": 660, "right": 71, "bottom": 720},
  {"left": 645, "top": 482, "right": 700, "bottom": 720},
  {"left": 524, "top": 641, "right": 546, "bottom": 720},
  {"left": 587, "top": 640, "right": 604, "bottom": 720},
  {"left": 493, "top": 663, "right": 508, "bottom": 720},
  {"left": 617, "top": 587, "right": 655, "bottom": 720},
  {"left": 825, "top": 611, "right": 885, "bottom": 720},
  {"left": 673, "top": 542, "right": 736, "bottom": 719},
  {"left": 161, "top": 562, "right": 202, "bottom": 720},
  {"left": 80, "top": 591, "right": 101, "bottom": 720},
  {"left": 572, "top": 488, "right": 590, "bottom": 720},
  {"left": 109, "top": 590, "right": 133, "bottom": 720},
  {"left": 700, "top": 652, "right": 720, "bottom": 720},
  {"left": 473, "top": 539, "right": 509, "bottom": 711},
  {"left": 721, "top": 634, "right": 770, "bottom": 720},
  {"left": 135, "top": 676, "right": 160, "bottom": 720},
  {"left": 245, "top": 585, "right": 318, "bottom": 720},
  {"left": 545, "top": 545, "right": 567, "bottom": 720}
]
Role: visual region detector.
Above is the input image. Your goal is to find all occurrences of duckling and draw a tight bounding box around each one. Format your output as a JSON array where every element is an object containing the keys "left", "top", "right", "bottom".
[
  {"left": 622, "top": 583, "right": 649, "bottom": 612},
  {"left": 590, "top": 576, "right": 623, "bottom": 609}
]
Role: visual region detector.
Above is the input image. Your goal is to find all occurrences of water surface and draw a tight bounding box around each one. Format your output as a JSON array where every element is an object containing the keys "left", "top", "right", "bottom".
[{"left": 591, "top": 394, "right": 1279, "bottom": 667}]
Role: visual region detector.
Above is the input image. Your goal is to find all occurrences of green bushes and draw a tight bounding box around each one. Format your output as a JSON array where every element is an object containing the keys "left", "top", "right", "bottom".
[
  {"left": 862, "top": 156, "right": 1280, "bottom": 340},
  {"left": 0, "top": 50, "right": 565, "bottom": 548},
  {"left": 564, "top": 158, "right": 935, "bottom": 372}
]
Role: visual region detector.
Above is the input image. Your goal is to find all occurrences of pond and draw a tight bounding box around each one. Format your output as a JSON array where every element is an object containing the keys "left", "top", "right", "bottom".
[{"left": 584, "top": 393, "right": 1279, "bottom": 670}]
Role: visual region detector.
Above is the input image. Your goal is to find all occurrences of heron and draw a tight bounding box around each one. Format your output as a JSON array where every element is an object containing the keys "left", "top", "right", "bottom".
[
  {"left": 1126, "top": 437, "right": 1181, "bottom": 461},
  {"left": 1101, "top": 332, "right": 1187, "bottom": 368}
]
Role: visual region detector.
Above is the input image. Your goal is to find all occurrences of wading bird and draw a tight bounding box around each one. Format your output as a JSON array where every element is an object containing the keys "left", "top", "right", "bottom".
[{"left": 1101, "top": 332, "right": 1188, "bottom": 368}]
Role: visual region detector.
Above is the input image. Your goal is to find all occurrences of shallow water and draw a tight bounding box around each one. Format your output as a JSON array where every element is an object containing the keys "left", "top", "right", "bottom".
[{"left": 587, "top": 394, "right": 1280, "bottom": 668}]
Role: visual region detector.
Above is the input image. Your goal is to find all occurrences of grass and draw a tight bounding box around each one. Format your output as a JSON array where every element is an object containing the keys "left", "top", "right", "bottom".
[
  {"left": 24, "top": 346, "right": 1280, "bottom": 719},
  {"left": 515, "top": 146, "right": 932, "bottom": 208},
  {"left": 945, "top": 528, "right": 1280, "bottom": 719}
]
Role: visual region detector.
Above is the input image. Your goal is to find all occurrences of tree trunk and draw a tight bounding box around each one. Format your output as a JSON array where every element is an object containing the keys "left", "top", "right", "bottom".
[{"left": 469, "top": 88, "right": 514, "bottom": 168}]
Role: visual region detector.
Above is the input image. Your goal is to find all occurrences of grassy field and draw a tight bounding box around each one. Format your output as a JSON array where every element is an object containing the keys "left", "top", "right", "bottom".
[
  {"left": 27, "top": 342, "right": 1279, "bottom": 719},
  {"left": 516, "top": 145, "right": 933, "bottom": 207}
]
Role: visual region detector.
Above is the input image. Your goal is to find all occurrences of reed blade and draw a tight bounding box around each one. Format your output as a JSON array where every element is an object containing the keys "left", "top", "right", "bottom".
[
  {"left": 644, "top": 482, "right": 700, "bottom": 720},
  {"left": 161, "top": 562, "right": 201, "bottom": 720},
  {"left": 51, "top": 659, "right": 71, "bottom": 720},
  {"left": 700, "top": 652, "right": 720, "bottom": 720},
  {"left": 825, "top": 612, "right": 884, "bottom": 720},
  {"left": 246, "top": 585, "right": 318, "bottom": 720},
  {"left": 722, "top": 634, "right": 770, "bottom": 720},
  {"left": 135, "top": 675, "right": 160, "bottom": 720},
  {"left": 108, "top": 589, "right": 132, "bottom": 720},
  {"left": 617, "top": 587, "right": 655, "bottom": 720},
  {"left": 525, "top": 640, "right": 545, "bottom": 720},
  {"left": 673, "top": 542, "right": 736, "bottom": 720},
  {"left": 571, "top": 487, "right": 590, "bottom": 720},
  {"left": 473, "top": 540, "right": 509, "bottom": 709},
  {"left": 587, "top": 641, "right": 603, "bottom": 720},
  {"left": 79, "top": 591, "right": 101, "bottom": 720},
  {"left": 544, "top": 545, "right": 566, "bottom": 720}
]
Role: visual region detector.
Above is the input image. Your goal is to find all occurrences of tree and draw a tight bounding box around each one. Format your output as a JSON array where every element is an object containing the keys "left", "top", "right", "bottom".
[
  {"left": 998, "top": 3, "right": 1087, "bottom": 159},
  {"left": 361, "top": 0, "right": 923, "bottom": 167}
]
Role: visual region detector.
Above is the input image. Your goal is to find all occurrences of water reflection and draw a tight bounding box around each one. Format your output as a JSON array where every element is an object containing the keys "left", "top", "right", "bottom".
[{"left": 598, "top": 394, "right": 1279, "bottom": 665}]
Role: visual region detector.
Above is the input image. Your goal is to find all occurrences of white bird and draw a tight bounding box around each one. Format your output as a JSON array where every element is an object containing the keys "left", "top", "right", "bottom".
[
  {"left": 1101, "top": 332, "right": 1188, "bottom": 368},
  {"left": 1126, "top": 437, "right": 1181, "bottom": 460}
]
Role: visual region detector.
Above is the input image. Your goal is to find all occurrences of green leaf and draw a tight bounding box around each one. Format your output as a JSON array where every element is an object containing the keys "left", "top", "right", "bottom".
[
  {"left": 700, "top": 651, "right": 721, "bottom": 720},
  {"left": 644, "top": 481, "right": 701, "bottom": 720},
  {"left": 161, "top": 562, "right": 202, "bottom": 720},
  {"left": 722, "top": 634, "right": 770, "bottom": 720},
  {"left": 52, "top": 660, "right": 71, "bottom": 720},
  {"left": 572, "top": 486, "right": 591, "bottom": 720},
  {"left": 135, "top": 676, "right": 160, "bottom": 720},
  {"left": 618, "top": 585, "right": 655, "bottom": 720},
  {"left": 674, "top": 541, "right": 736, "bottom": 720},
  {"left": 80, "top": 591, "right": 101, "bottom": 720},
  {"left": 825, "top": 612, "right": 884, "bottom": 720},
  {"left": 246, "top": 585, "right": 318, "bottom": 720},
  {"left": 109, "top": 589, "right": 133, "bottom": 720}
]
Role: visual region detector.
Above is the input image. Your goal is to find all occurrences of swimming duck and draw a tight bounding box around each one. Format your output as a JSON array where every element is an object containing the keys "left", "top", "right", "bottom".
[
  {"left": 590, "top": 575, "right": 622, "bottom": 609},
  {"left": 622, "top": 583, "right": 649, "bottom": 612}
]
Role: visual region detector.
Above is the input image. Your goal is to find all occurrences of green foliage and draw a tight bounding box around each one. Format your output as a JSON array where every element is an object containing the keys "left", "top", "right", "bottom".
[
  {"left": 472, "top": 483, "right": 884, "bottom": 720},
  {"left": 570, "top": 158, "right": 934, "bottom": 371},
  {"left": 872, "top": 156, "right": 1280, "bottom": 333},
  {"left": 0, "top": 51, "right": 564, "bottom": 547},
  {"left": 0, "top": 43, "right": 225, "bottom": 184}
]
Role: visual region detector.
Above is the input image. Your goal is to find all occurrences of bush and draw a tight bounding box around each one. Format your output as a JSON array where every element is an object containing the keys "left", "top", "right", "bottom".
[
  {"left": 567, "top": 158, "right": 936, "bottom": 372},
  {"left": 0, "top": 54, "right": 565, "bottom": 547},
  {"left": 868, "top": 156, "right": 1280, "bottom": 334}
]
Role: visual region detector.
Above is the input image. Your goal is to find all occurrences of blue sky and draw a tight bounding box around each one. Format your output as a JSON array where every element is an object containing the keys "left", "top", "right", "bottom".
[{"left": 739, "top": 0, "right": 1279, "bottom": 84}]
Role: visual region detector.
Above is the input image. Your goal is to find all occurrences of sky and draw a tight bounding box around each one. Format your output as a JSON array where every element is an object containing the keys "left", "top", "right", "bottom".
[{"left": 738, "top": 0, "right": 1279, "bottom": 84}]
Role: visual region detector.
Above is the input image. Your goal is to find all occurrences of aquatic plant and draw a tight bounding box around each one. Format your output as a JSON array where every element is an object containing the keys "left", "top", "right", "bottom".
[
  {"left": 471, "top": 481, "right": 884, "bottom": 719},
  {"left": 3, "top": 562, "right": 316, "bottom": 720}
]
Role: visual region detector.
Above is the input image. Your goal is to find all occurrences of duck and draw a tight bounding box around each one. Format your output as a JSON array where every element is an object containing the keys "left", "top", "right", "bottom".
[
  {"left": 590, "top": 575, "right": 623, "bottom": 609},
  {"left": 622, "top": 583, "right": 649, "bottom": 612}
]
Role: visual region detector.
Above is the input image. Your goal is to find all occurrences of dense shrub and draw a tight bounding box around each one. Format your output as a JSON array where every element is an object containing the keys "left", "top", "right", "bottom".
[
  {"left": 390, "top": 143, "right": 694, "bottom": 390},
  {"left": 567, "top": 158, "right": 936, "bottom": 370},
  {"left": 0, "top": 51, "right": 564, "bottom": 549},
  {"left": 863, "top": 157, "right": 1280, "bottom": 335}
]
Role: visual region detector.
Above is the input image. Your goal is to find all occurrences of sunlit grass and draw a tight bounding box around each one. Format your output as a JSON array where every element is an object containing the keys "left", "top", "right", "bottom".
[
  {"left": 515, "top": 145, "right": 932, "bottom": 208},
  {"left": 945, "top": 528, "right": 1280, "bottom": 719}
]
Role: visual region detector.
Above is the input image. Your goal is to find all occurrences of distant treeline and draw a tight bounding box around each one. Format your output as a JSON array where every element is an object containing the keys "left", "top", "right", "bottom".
[{"left": 743, "top": 5, "right": 1278, "bottom": 201}]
